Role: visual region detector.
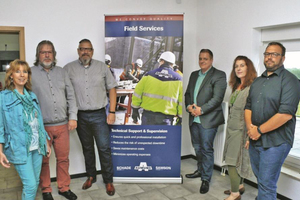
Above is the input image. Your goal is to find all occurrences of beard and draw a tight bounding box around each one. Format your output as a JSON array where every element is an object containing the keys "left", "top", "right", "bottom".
[
  {"left": 40, "top": 61, "right": 53, "bottom": 69},
  {"left": 264, "top": 58, "right": 283, "bottom": 72},
  {"left": 81, "top": 58, "right": 91, "bottom": 65},
  {"left": 80, "top": 55, "right": 91, "bottom": 65}
]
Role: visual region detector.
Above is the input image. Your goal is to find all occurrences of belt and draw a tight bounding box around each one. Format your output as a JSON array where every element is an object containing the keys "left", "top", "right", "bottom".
[{"left": 78, "top": 108, "right": 104, "bottom": 113}]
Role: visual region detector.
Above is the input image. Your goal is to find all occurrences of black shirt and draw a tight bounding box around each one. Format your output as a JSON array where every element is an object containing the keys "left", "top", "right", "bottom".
[{"left": 245, "top": 66, "right": 300, "bottom": 148}]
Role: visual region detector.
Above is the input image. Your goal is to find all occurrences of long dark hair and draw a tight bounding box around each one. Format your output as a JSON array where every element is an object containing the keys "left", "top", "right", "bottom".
[{"left": 229, "top": 55, "right": 257, "bottom": 92}]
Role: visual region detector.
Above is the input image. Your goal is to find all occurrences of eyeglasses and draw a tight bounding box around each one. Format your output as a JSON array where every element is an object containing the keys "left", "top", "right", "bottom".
[
  {"left": 263, "top": 52, "right": 282, "bottom": 58},
  {"left": 39, "top": 51, "right": 53, "bottom": 55},
  {"left": 78, "top": 48, "right": 93, "bottom": 52}
]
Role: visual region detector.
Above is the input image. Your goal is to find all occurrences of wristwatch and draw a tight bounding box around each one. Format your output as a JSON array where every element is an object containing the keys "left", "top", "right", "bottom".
[{"left": 257, "top": 126, "right": 263, "bottom": 135}]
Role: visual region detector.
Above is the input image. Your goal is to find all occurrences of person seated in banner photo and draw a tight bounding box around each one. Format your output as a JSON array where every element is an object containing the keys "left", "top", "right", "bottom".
[
  {"left": 131, "top": 51, "right": 182, "bottom": 125},
  {"left": 185, "top": 49, "right": 227, "bottom": 194},
  {"left": 117, "top": 58, "right": 143, "bottom": 110},
  {"left": 64, "top": 39, "right": 117, "bottom": 196}
]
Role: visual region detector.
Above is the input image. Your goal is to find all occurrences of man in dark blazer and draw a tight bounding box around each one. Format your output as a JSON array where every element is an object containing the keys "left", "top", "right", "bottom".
[{"left": 185, "top": 49, "right": 227, "bottom": 194}]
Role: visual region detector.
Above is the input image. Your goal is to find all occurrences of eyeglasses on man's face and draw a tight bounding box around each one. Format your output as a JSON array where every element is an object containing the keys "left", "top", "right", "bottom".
[
  {"left": 263, "top": 52, "right": 282, "bottom": 58},
  {"left": 39, "top": 51, "right": 53, "bottom": 55},
  {"left": 78, "top": 47, "right": 93, "bottom": 52}
]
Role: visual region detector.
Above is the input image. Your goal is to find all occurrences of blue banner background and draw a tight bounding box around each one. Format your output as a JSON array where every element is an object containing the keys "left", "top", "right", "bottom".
[
  {"left": 110, "top": 125, "right": 181, "bottom": 177},
  {"left": 105, "top": 21, "right": 183, "bottom": 37}
]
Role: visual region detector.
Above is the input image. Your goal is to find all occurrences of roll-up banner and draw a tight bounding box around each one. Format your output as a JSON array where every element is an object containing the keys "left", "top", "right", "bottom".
[{"left": 105, "top": 14, "right": 183, "bottom": 183}]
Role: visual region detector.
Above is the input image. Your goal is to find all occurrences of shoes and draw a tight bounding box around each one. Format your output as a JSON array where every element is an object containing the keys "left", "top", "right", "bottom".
[
  {"left": 200, "top": 180, "right": 209, "bottom": 194},
  {"left": 224, "top": 194, "right": 241, "bottom": 200},
  {"left": 185, "top": 170, "right": 201, "bottom": 178},
  {"left": 106, "top": 183, "right": 115, "bottom": 196},
  {"left": 224, "top": 187, "right": 245, "bottom": 195},
  {"left": 82, "top": 177, "right": 96, "bottom": 190},
  {"left": 58, "top": 190, "right": 77, "bottom": 200},
  {"left": 42, "top": 192, "right": 54, "bottom": 200}
]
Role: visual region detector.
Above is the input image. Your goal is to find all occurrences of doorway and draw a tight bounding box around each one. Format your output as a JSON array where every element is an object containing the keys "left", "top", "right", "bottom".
[{"left": 0, "top": 26, "right": 25, "bottom": 90}]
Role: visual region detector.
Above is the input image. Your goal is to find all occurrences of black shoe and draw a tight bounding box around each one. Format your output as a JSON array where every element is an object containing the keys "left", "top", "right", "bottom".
[
  {"left": 42, "top": 192, "right": 54, "bottom": 200},
  {"left": 58, "top": 190, "right": 77, "bottom": 200},
  {"left": 200, "top": 180, "right": 209, "bottom": 194},
  {"left": 185, "top": 170, "right": 201, "bottom": 178}
]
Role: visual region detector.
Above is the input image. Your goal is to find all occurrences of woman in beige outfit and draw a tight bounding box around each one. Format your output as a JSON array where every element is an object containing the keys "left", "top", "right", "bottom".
[{"left": 223, "top": 56, "right": 257, "bottom": 200}]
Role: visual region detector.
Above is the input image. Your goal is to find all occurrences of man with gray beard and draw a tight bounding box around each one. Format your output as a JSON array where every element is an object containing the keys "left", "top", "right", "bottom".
[
  {"left": 31, "top": 40, "right": 78, "bottom": 200},
  {"left": 64, "top": 39, "right": 117, "bottom": 196}
]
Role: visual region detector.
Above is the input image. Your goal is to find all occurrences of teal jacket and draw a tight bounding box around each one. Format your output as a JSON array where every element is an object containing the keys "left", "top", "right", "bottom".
[{"left": 0, "top": 89, "right": 49, "bottom": 164}]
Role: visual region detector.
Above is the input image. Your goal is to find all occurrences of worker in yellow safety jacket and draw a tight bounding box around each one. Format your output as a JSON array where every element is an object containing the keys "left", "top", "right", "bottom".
[
  {"left": 174, "top": 64, "right": 183, "bottom": 76},
  {"left": 131, "top": 51, "right": 182, "bottom": 125}
]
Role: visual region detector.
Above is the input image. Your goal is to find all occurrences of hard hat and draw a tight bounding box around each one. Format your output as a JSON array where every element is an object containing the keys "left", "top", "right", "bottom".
[
  {"left": 105, "top": 54, "right": 111, "bottom": 62},
  {"left": 135, "top": 59, "right": 143, "bottom": 67},
  {"left": 158, "top": 51, "right": 176, "bottom": 65}
]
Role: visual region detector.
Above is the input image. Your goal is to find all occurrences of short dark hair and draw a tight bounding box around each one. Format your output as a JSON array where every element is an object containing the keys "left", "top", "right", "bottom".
[
  {"left": 199, "top": 49, "right": 213, "bottom": 59},
  {"left": 266, "top": 42, "right": 286, "bottom": 56},
  {"left": 79, "top": 39, "right": 92, "bottom": 45},
  {"left": 34, "top": 40, "right": 57, "bottom": 66}
]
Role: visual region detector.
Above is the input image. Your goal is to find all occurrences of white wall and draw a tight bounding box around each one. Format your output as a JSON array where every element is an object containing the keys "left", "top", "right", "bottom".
[
  {"left": 195, "top": 1, "right": 300, "bottom": 199},
  {"left": 0, "top": 0, "right": 197, "bottom": 176},
  {"left": 2, "top": 0, "right": 300, "bottom": 198}
]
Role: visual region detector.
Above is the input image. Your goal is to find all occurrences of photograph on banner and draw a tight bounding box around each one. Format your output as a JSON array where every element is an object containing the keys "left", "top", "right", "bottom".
[
  {"left": 105, "top": 15, "right": 183, "bottom": 126},
  {"left": 105, "top": 15, "right": 183, "bottom": 180}
]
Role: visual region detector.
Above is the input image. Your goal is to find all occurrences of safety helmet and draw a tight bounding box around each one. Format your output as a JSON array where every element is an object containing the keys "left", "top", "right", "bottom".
[
  {"left": 105, "top": 54, "right": 111, "bottom": 63},
  {"left": 158, "top": 51, "right": 176, "bottom": 65},
  {"left": 135, "top": 59, "right": 143, "bottom": 67}
]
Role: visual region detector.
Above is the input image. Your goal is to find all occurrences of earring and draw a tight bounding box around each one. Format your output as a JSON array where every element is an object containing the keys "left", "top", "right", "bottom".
[{"left": 10, "top": 77, "right": 13, "bottom": 83}]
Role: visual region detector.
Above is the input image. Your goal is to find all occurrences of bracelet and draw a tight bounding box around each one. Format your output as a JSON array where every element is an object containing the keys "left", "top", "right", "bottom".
[
  {"left": 257, "top": 126, "right": 263, "bottom": 135},
  {"left": 109, "top": 111, "right": 115, "bottom": 114}
]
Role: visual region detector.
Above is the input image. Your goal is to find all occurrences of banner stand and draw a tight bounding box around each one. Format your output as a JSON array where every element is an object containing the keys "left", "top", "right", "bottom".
[
  {"left": 105, "top": 14, "right": 184, "bottom": 184},
  {"left": 114, "top": 176, "right": 183, "bottom": 184}
]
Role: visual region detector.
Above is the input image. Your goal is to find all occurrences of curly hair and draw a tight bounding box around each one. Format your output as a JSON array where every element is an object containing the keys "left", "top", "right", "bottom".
[
  {"left": 229, "top": 55, "right": 257, "bottom": 92},
  {"left": 5, "top": 59, "right": 32, "bottom": 91}
]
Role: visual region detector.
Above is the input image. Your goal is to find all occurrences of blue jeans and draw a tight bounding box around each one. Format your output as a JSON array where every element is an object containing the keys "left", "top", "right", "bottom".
[
  {"left": 14, "top": 150, "right": 43, "bottom": 200},
  {"left": 249, "top": 142, "right": 291, "bottom": 200},
  {"left": 190, "top": 123, "right": 217, "bottom": 181},
  {"left": 142, "top": 110, "right": 174, "bottom": 125},
  {"left": 77, "top": 108, "right": 113, "bottom": 183}
]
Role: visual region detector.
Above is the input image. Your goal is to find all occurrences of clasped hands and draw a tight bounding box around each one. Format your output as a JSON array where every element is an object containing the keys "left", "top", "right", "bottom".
[
  {"left": 188, "top": 104, "right": 202, "bottom": 117},
  {"left": 247, "top": 124, "right": 261, "bottom": 141}
]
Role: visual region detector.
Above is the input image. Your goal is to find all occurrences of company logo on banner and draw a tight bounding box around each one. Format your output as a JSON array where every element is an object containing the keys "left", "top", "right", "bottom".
[
  {"left": 134, "top": 162, "right": 152, "bottom": 172},
  {"left": 105, "top": 14, "right": 183, "bottom": 183},
  {"left": 116, "top": 166, "right": 131, "bottom": 171}
]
